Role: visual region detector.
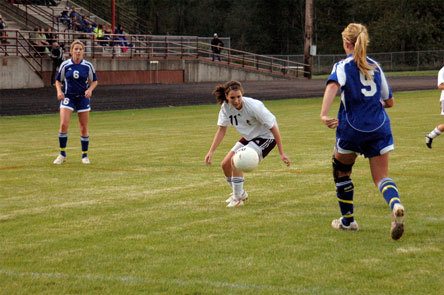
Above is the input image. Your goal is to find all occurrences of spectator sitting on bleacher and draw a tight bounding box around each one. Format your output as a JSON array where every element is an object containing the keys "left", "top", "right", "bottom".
[
  {"left": 69, "top": 7, "right": 83, "bottom": 31},
  {"left": 94, "top": 24, "right": 106, "bottom": 45},
  {"left": 79, "top": 15, "right": 95, "bottom": 33},
  {"left": 103, "top": 24, "right": 113, "bottom": 46},
  {"left": 59, "top": 7, "right": 71, "bottom": 27},
  {"left": 113, "top": 24, "right": 131, "bottom": 50},
  {"left": 45, "top": 27, "right": 56, "bottom": 45},
  {"left": 30, "top": 27, "right": 50, "bottom": 55},
  {"left": 0, "top": 14, "right": 9, "bottom": 44}
]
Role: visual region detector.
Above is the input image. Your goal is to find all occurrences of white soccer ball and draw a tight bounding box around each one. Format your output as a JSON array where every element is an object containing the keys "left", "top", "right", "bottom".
[{"left": 233, "top": 146, "right": 259, "bottom": 172}]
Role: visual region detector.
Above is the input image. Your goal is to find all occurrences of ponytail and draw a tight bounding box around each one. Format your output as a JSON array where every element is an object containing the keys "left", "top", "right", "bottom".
[
  {"left": 342, "top": 23, "right": 374, "bottom": 80},
  {"left": 212, "top": 80, "right": 244, "bottom": 104}
]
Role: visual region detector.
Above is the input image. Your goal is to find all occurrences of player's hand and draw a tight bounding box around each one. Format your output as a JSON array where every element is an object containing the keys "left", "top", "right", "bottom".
[
  {"left": 321, "top": 115, "right": 338, "bottom": 129},
  {"left": 57, "top": 91, "right": 64, "bottom": 101},
  {"left": 84, "top": 89, "right": 93, "bottom": 98},
  {"left": 204, "top": 152, "right": 213, "bottom": 165},
  {"left": 281, "top": 153, "right": 291, "bottom": 167}
]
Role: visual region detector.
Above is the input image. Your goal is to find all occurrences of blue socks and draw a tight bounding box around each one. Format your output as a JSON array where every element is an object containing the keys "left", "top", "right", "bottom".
[
  {"left": 58, "top": 132, "right": 68, "bottom": 157},
  {"left": 81, "top": 136, "right": 89, "bottom": 158},
  {"left": 58, "top": 133, "right": 90, "bottom": 159},
  {"left": 378, "top": 177, "right": 400, "bottom": 210},
  {"left": 336, "top": 176, "right": 354, "bottom": 225}
]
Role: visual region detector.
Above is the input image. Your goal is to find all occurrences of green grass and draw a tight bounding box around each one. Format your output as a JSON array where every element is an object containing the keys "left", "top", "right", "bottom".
[{"left": 1, "top": 90, "right": 443, "bottom": 294}]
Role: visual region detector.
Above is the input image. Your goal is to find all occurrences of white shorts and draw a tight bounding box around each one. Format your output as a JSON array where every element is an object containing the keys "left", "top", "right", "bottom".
[{"left": 441, "top": 100, "right": 444, "bottom": 115}]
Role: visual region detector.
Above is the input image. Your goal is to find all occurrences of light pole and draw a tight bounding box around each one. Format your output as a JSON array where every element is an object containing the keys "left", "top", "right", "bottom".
[
  {"left": 111, "top": 0, "right": 116, "bottom": 31},
  {"left": 303, "top": 0, "right": 314, "bottom": 79}
]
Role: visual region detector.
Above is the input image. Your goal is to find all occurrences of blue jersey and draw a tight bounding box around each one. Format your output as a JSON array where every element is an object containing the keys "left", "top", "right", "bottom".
[
  {"left": 327, "top": 55, "right": 392, "bottom": 132},
  {"left": 56, "top": 59, "right": 97, "bottom": 96}
]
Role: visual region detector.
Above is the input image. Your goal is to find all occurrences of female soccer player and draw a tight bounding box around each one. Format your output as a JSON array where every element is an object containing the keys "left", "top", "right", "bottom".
[
  {"left": 320, "top": 23, "right": 405, "bottom": 240},
  {"left": 425, "top": 65, "right": 444, "bottom": 148},
  {"left": 53, "top": 40, "right": 98, "bottom": 165},
  {"left": 204, "top": 80, "right": 290, "bottom": 207}
]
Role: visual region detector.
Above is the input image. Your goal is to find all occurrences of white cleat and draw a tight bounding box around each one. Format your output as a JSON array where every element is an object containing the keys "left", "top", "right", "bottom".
[
  {"left": 53, "top": 155, "right": 66, "bottom": 165},
  {"left": 226, "top": 198, "right": 244, "bottom": 208},
  {"left": 81, "top": 157, "right": 90, "bottom": 164},
  {"left": 391, "top": 203, "right": 405, "bottom": 240},
  {"left": 225, "top": 193, "right": 234, "bottom": 203},
  {"left": 226, "top": 191, "right": 248, "bottom": 208},
  {"left": 331, "top": 217, "right": 359, "bottom": 231}
]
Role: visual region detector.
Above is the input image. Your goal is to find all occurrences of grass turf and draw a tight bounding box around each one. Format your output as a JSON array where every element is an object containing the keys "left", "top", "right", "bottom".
[{"left": 0, "top": 90, "right": 443, "bottom": 294}]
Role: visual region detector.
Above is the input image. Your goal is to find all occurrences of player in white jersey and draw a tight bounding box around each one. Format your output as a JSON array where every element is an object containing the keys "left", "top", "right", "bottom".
[
  {"left": 204, "top": 81, "right": 290, "bottom": 207},
  {"left": 425, "top": 66, "right": 444, "bottom": 148},
  {"left": 53, "top": 40, "right": 98, "bottom": 165},
  {"left": 320, "top": 23, "right": 405, "bottom": 240}
]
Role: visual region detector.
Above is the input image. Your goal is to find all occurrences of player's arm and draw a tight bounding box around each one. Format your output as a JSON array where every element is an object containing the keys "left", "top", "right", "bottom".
[
  {"left": 85, "top": 80, "right": 98, "bottom": 98},
  {"left": 438, "top": 82, "right": 444, "bottom": 91},
  {"left": 320, "top": 81, "right": 340, "bottom": 128},
  {"left": 270, "top": 124, "right": 290, "bottom": 166},
  {"left": 379, "top": 67, "right": 394, "bottom": 108},
  {"left": 55, "top": 80, "right": 64, "bottom": 100},
  {"left": 204, "top": 125, "right": 227, "bottom": 165}
]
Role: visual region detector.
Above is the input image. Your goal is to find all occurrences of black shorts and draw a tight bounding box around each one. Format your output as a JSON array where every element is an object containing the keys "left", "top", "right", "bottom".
[{"left": 238, "top": 137, "right": 276, "bottom": 158}]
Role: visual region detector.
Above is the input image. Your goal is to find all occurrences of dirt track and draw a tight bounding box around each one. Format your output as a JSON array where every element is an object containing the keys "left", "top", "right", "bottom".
[{"left": 0, "top": 76, "right": 436, "bottom": 116}]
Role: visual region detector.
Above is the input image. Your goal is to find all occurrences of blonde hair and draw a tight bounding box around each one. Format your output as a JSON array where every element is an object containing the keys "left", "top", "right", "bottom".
[
  {"left": 342, "top": 23, "right": 374, "bottom": 80},
  {"left": 70, "top": 39, "right": 85, "bottom": 52},
  {"left": 213, "top": 80, "right": 244, "bottom": 104}
]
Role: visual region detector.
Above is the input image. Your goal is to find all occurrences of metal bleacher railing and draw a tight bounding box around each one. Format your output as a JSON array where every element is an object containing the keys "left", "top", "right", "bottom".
[{"left": 0, "top": 29, "right": 310, "bottom": 79}]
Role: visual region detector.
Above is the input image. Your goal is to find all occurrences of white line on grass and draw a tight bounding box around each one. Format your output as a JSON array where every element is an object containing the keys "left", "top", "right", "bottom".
[
  {"left": 0, "top": 268, "right": 319, "bottom": 293},
  {"left": 0, "top": 180, "right": 217, "bottom": 222}
]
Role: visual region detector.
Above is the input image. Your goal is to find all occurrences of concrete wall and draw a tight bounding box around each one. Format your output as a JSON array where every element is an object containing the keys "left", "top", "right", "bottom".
[
  {"left": 0, "top": 56, "right": 284, "bottom": 89},
  {"left": 183, "top": 60, "right": 275, "bottom": 82},
  {"left": 0, "top": 57, "right": 44, "bottom": 89}
]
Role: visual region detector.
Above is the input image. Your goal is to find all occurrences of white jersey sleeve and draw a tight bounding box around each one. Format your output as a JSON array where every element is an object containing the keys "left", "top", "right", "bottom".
[
  {"left": 217, "top": 105, "right": 230, "bottom": 126},
  {"left": 438, "top": 66, "right": 444, "bottom": 101}
]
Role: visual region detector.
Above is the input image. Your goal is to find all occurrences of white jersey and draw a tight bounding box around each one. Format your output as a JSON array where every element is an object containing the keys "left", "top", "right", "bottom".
[
  {"left": 217, "top": 96, "right": 276, "bottom": 140},
  {"left": 438, "top": 66, "right": 444, "bottom": 101}
]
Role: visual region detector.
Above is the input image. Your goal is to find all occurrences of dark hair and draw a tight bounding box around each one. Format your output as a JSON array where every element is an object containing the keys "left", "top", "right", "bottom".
[{"left": 212, "top": 80, "right": 244, "bottom": 104}]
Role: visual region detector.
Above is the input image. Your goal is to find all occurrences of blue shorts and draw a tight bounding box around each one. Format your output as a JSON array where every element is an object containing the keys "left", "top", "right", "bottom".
[
  {"left": 60, "top": 95, "right": 91, "bottom": 112},
  {"left": 336, "top": 122, "right": 394, "bottom": 158}
]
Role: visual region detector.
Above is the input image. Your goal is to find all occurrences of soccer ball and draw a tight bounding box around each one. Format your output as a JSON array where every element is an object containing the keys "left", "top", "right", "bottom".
[{"left": 233, "top": 146, "right": 259, "bottom": 172}]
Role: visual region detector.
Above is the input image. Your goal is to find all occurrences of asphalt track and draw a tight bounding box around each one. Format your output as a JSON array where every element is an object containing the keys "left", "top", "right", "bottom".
[{"left": 0, "top": 76, "right": 436, "bottom": 116}]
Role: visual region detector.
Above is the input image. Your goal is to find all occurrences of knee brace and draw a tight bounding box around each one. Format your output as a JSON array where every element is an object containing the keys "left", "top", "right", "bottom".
[{"left": 332, "top": 156, "right": 354, "bottom": 183}]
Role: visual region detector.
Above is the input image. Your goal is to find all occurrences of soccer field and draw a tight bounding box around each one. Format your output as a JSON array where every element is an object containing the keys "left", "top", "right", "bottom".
[{"left": 0, "top": 90, "right": 443, "bottom": 294}]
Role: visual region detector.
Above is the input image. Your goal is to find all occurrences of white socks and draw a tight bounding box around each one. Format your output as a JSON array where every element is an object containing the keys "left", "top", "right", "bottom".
[
  {"left": 232, "top": 177, "right": 245, "bottom": 198},
  {"left": 428, "top": 127, "right": 442, "bottom": 139}
]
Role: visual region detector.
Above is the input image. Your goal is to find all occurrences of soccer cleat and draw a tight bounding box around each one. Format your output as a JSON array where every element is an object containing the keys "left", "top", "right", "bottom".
[
  {"left": 53, "top": 155, "right": 66, "bottom": 164},
  {"left": 81, "top": 157, "right": 91, "bottom": 164},
  {"left": 391, "top": 203, "right": 405, "bottom": 240},
  {"left": 225, "top": 191, "right": 249, "bottom": 203},
  {"left": 226, "top": 191, "right": 248, "bottom": 208},
  {"left": 425, "top": 135, "right": 433, "bottom": 149},
  {"left": 225, "top": 193, "right": 234, "bottom": 203},
  {"left": 331, "top": 217, "right": 359, "bottom": 231}
]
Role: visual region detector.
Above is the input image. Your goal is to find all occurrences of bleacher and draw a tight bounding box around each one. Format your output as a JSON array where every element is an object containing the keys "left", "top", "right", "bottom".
[{"left": 0, "top": 0, "right": 309, "bottom": 88}]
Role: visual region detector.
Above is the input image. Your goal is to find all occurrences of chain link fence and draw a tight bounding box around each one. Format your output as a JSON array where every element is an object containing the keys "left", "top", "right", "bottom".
[{"left": 271, "top": 50, "right": 444, "bottom": 75}]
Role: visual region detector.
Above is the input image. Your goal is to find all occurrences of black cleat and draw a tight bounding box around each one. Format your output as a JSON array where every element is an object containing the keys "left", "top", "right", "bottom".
[{"left": 425, "top": 136, "right": 433, "bottom": 149}]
